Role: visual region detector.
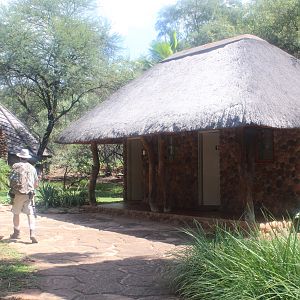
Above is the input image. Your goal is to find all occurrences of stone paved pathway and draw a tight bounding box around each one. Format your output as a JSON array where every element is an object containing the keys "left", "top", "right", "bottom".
[{"left": 0, "top": 205, "right": 185, "bottom": 300}]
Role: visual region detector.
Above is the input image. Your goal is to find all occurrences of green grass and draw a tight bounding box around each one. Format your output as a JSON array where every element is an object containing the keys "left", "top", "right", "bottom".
[
  {"left": 169, "top": 221, "right": 300, "bottom": 300},
  {"left": 0, "top": 242, "right": 35, "bottom": 297},
  {"left": 95, "top": 182, "right": 123, "bottom": 203},
  {"left": 0, "top": 181, "right": 124, "bottom": 206}
]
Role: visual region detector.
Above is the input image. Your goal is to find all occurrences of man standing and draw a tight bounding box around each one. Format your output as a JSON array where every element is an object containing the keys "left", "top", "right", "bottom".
[{"left": 9, "top": 149, "right": 39, "bottom": 243}]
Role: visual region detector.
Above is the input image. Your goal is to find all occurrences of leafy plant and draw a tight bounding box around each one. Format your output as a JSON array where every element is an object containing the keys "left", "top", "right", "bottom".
[
  {"left": 60, "top": 188, "right": 88, "bottom": 207},
  {"left": 37, "top": 182, "right": 88, "bottom": 208},
  {"left": 0, "top": 159, "right": 10, "bottom": 191},
  {"left": 36, "top": 183, "right": 61, "bottom": 208},
  {"left": 169, "top": 221, "right": 300, "bottom": 300}
]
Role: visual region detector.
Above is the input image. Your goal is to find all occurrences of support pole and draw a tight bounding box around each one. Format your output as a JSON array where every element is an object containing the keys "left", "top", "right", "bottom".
[
  {"left": 158, "top": 135, "right": 168, "bottom": 212},
  {"left": 141, "top": 137, "right": 160, "bottom": 212},
  {"left": 241, "top": 128, "right": 256, "bottom": 222},
  {"left": 88, "top": 142, "right": 100, "bottom": 206}
]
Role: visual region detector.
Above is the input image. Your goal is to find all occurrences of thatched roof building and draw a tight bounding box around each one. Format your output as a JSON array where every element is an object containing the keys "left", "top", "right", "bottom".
[
  {"left": 58, "top": 34, "right": 300, "bottom": 144},
  {"left": 57, "top": 35, "right": 300, "bottom": 218},
  {"left": 0, "top": 103, "right": 50, "bottom": 163}
]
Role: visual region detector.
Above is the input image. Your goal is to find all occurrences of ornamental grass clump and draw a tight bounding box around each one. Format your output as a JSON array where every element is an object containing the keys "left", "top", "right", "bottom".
[{"left": 170, "top": 221, "right": 300, "bottom": 300}]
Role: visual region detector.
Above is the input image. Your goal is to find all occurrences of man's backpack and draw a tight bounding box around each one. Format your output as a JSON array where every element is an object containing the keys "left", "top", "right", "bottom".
[{"left": 10, "top": 163, "right": 31, "bottom": 194}]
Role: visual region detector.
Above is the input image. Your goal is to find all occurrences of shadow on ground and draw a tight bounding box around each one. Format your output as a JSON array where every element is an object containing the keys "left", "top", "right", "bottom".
[
  {"left": 40, "top": 212, "right": 188, "bottom": 246},
  {"left": 4, "top": 253, "right": 179, "bottom": 300}
]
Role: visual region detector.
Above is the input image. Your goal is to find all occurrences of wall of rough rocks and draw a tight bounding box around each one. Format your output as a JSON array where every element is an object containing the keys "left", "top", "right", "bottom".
[
  {"left": 124, "top": 128, "right": 300, "bottom": 216},
  {"left": 254, "top": 129, "right": 300, "bottom": 215},
  {"left": 219, "top": 128, "right": 244, "bottom": 214},
  {"left": 165, "top": 132, "right": 198, "bottom": 210},
  {"left": 0, "top": 129, "right": 7, "bottom": 160},
  {"left": 219, "top": 128, "right": 300, "bottom": 216}
]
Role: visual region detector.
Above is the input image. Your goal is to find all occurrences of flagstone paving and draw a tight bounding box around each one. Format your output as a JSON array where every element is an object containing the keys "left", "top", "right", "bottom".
[{"left": 0, "top": 205, "right": 185, "bottom": 300}]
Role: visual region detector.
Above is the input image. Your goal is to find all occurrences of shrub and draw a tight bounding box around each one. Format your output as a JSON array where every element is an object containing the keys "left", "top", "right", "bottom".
[
  {"left": 36, "top": 182, "right": 87, "bottom": 208},
  {"left": 0, "top": 159, "right": 10, "bottom": 190},
  {"left": 170, "top": 221, "right": 300, "bottom": 300},
  {"left": 36, "top": 183, "right": 61, "bottom": 208}
]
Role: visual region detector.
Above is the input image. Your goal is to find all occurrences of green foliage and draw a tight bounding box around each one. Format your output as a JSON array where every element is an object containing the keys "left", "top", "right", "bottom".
[
  {"left": 37, "top": 182, "right": 61, "bottom": 208},
  {"left": 95, "top": 182, "right": 123, "bottom": 203},
  {"left": 0, "top": 242, "right": 35, "bottom": 297},
  {"left": 155, "top": 0, "right": 300, "bottom": 58},
  {"left": 241, "top": 0, "right": 300, "bottom": 58},
  {"left": 0, "top": 191, "right": 10, "bottom": 205},
  {"left": 50, "top": 144, "right": 92, "bottom": 188},
  {"left": 36, "top": 182, "right": 87, "bottom": 208},
  {"left": 0, "top": 159, "right": 10, "bottom": 191},
  {"left": 156, "top": 0, "right": 242, "bottom": 48},
  {"left": 0, "top": 0, "right": 123, "bottom": 159},
  {"left": 170, "top": 221, "right": 300, "bottom": 300}
]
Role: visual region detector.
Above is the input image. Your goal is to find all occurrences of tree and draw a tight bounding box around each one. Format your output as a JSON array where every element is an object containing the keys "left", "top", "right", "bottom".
[
  {"left": 241, "top": 0, "right": 300, "bottom": 58},
  {"left": 149, "top": 31, "right": 179, "bottom": 62},
  {"left": 155, "top": 0, "right": 299, "bottom": 58},
  {"left": 0, "top": 0, "right": 120, "bottom": 160},
  {"left": 156, "top": 0, "right": 243, "bottom": 48}
]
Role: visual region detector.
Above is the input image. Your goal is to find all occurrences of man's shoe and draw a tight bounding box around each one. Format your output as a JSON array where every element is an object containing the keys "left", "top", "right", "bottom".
[
  {"left": 10, "top": 228, "right": 20, "bottom": 239},
  {"left": 30, "top": 230, "right": 38, "bottom": 244}
]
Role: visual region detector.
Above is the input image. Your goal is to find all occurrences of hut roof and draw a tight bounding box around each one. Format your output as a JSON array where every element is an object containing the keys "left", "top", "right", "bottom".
[
  {"left": 58, "top": 34, "right": 300, "bottom": 144},
  {"left": 0, "top": 104, "right": 50, "bottom": 157}
]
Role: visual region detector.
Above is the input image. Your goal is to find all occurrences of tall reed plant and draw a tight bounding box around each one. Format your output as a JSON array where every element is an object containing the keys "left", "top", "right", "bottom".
[{"left": 169, "top": 221, "right": 300, "bottom": 300}]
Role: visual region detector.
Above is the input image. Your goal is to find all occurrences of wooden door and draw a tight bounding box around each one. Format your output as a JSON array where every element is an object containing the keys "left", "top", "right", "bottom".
[{"left": 199, "top": 131, "right": 221, "bottom": 206}]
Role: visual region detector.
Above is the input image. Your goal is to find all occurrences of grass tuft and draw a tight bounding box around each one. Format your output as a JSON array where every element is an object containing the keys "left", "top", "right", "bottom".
[
  {"left": 0, "top": 242, "right": 35, "bottom": 297},
  {"left": 169, "top": 221, "right": 300, "bottom": 300}
]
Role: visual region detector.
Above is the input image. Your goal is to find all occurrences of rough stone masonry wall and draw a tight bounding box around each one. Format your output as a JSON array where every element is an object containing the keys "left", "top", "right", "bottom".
[
  {"left": 0, "top": 129, "right": 7, "bottom": 160},
  {"left": 165, "top": 132, "right": 198, "bottom": 210},
  {"left": 220, "top": 128, "right": 300, "bottom": 216},
  {"left": 254, "top": 129, "right": 300, "bottom": 215},
  {"left": 219, "top": 128, "right": 244, "bottom": 214}
]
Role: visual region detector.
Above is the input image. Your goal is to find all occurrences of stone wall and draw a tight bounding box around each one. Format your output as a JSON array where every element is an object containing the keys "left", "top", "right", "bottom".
[
  {"left": 254, "top": 129, "right": 300, "bottom": 215},
  {"left": 165, "top": 132, "right": 198, "bottom": 210},
  {"left": 124, "top": 128, "right": 300, "bottom": 216},
  {"left": 0, "top": 129, "right": 7, "bottom": 160},
  {"left": 219, "top": 128, "right": 244, "bottom": 214},
  {"left": 220, "top": 128, "right": 300, "bottom": 216}
]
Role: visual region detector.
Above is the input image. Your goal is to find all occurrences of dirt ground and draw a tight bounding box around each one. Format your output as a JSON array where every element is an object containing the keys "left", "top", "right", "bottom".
[{"left": 0, "top": 205, "right": 185, "bottom": 300}]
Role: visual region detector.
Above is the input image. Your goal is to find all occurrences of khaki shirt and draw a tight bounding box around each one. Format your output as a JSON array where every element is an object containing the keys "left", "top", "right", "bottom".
[{"left": 11, "top": 162, "right": 38, "bottom": 194}]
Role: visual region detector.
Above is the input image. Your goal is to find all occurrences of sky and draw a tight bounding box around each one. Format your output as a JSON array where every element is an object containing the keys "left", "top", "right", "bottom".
[{"left": 97, "top": 0, "right": 178, "bottom": 59}]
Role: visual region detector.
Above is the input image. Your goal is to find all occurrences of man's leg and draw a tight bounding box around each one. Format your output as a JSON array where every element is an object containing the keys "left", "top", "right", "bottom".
[
  {"left": 10, "top": 214, "right": 21, "bottom": 238},
  {"left": 10, "top": 193, "right": 24, "bottom": 239},
  {"left": 27, "top": 214, "right": 38, "bottom": 243}
]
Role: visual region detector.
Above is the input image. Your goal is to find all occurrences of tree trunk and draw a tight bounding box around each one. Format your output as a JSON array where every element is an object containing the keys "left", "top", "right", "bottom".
[
  {"left": 88, "top": 142, "right": 100, "bottom": 206},
  {"left": 37, "top": 113, "right": 55, "bottom": 161}
]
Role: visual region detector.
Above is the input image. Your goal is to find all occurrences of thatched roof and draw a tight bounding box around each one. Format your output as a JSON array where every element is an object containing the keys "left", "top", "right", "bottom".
[
  {"left": 58, "top": 34, "right": 300, "bottom": 144},
  {"left": 0, "top": 104, "right": 50, "bottom": 157}
]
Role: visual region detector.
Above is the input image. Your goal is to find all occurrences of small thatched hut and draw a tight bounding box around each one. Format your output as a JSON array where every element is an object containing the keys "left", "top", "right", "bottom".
[
  {"left": 0, "top": 104, "right": 50, "bottom": 164},
  {"left": 58, "top": 35, "right": 300, "bottom": 218}
]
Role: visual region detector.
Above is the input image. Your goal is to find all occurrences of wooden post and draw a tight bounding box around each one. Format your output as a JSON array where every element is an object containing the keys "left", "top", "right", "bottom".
[
  {"left": 141, "top": 137, "right": 160, "bottom": 212},
  {"left": 158, "top": 135, "right": 169, "bottom": 212},
  {"left": 241, "top": 127, "right": 256, "bottom": 222},
  {"left": 88, "top": 142, "right": 100, "bottom": 206}
]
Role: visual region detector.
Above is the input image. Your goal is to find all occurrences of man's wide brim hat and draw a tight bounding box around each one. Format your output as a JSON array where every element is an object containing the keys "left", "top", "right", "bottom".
[{"left": 16, "top": 149, "right": 32, "bottom": 159}]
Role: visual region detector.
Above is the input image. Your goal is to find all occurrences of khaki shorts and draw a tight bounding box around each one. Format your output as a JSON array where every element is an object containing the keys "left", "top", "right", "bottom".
[{"left": 11, "top": 193, "right": 34, "bottom": 215}]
